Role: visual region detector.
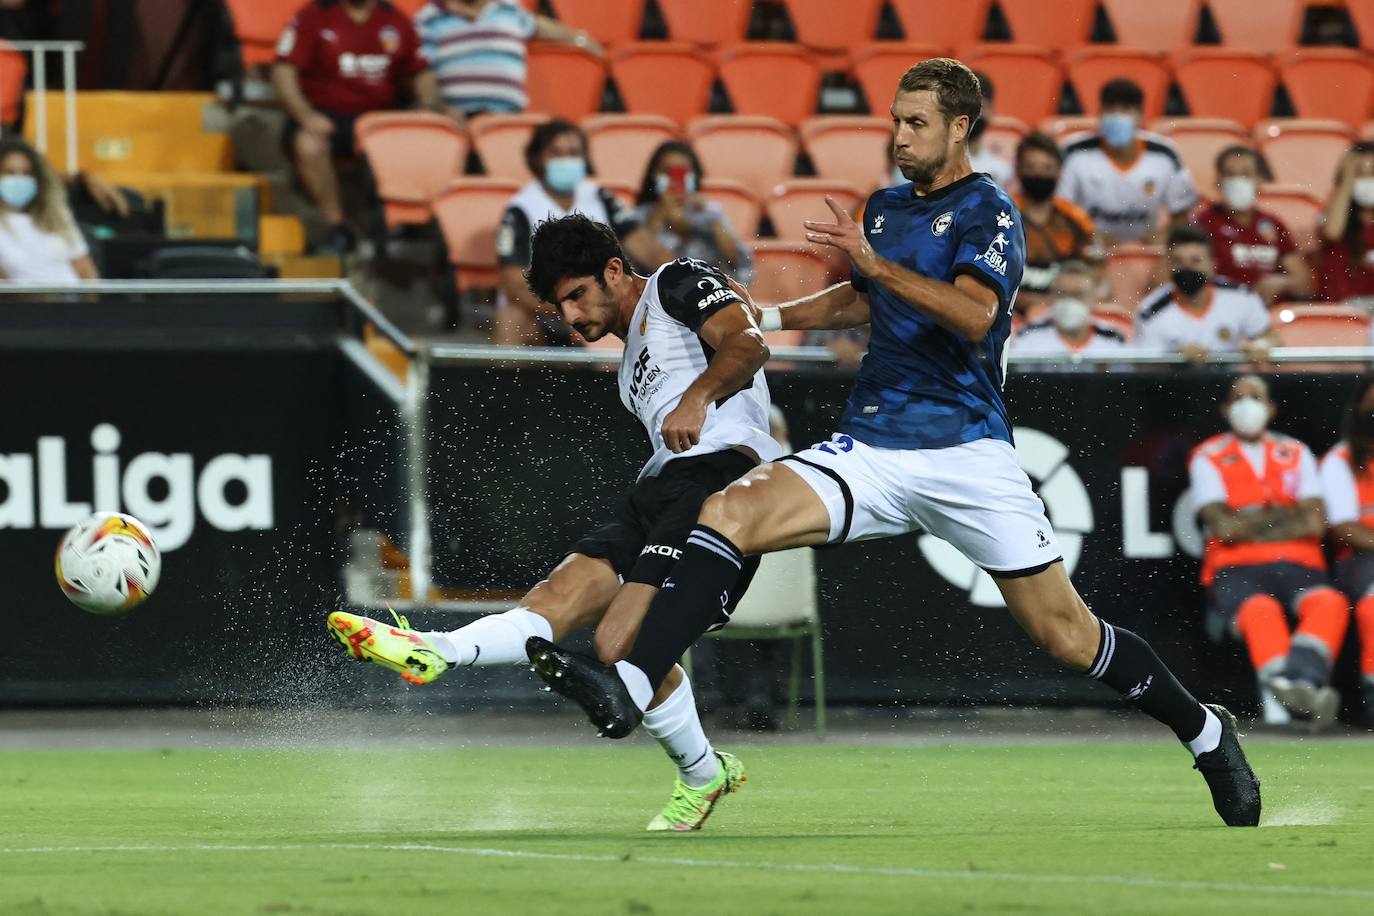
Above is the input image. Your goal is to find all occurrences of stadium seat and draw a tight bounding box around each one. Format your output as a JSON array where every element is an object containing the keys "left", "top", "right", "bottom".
[
  {"left": 766, "top": 179, "right": 866, "bottom": 243},
  {"left": 258, "top": 214, "right": 305, "bottom": 258},
  {"left": 583, "top": 114, "right": 683, "bottom": 186},
  {"left": 700, "top": 178, "right": 763, "bottom": 237},
  {"left": 719, "top": 44, "right": 824, "bottom": 127},
  {"left": 959, "top": 46, "right": 1064, "bottom": 126},
  {"left": 1067, "top": 49, "right": 1171, "bottom": 120},
  {"left": 432, "top": 178, "right": 523, "bottom": 290},
  {"left": 547, "top": 0, "right": 645, "bottom": 47},
  {"left": 747, "top": 240, "right": 838, "bottom": 305},
  {"left": 981, "top": 116, "right": 1029, "bottom": 167},
  {"left": 1271, "top": 304, "right": 1371, "bottom": 346},
  {"left": 224, "top": 0, "right": 294, "bottom": 68},
  {"left": 1350, "top": 0, "right": 1374, "bottom": 52},
  {"left": 610, "top": 43, "right": 715, "bottom": 124},
  {"left": 689, "top": 115, "right": 799, "bottom": 201},
  {"left": 781, "top": 0, "right": 885, "bottom": 52},
  {"left": 1256, "top": 184, "right": 1322, "bottom": 252},
  {"left": 851, "top": 45, "right": 949, "bottom": 115},
  {"left": 659, "top": 0, "right": 752, "bottom": 47},
  {"left": 525, "top": 43, "right": 606, "bottom": 121},
  {"left": 1104, "top": 244, "right": 1163, "bottom": 311},
  {"left": 0, "top": 40, "right": 26, "bottom": 127},
  {"left": 998, "top": 0, "right": 1097, "bottom": 48},
  {"left": 1257, "top": 119, "right": 1356, "bottom": 197},
  {"left": 800, "top": 116, "right": 891, "bottom": 197},
  {"left": 1172, "top": 50, "right": 1277, "bottom": 129},
  {"left": 888, "top": 0, "right": 991, "bottom": 49},
  {"left": 1101, "top": 0, "right": 1201, "bottom": 53},
  {"left": 470, "top": 113, "right": 546, "bottom": 182},
  {"left": 1208, "top": 0, "right": 1304, "bottom": 54},
  {"left": 1039, "top": 115, "right": 1098, "bottom": 142},
  {"left": 1279, "top": 50, "right": 1374, "bottom": 130},
  {"left": 354, "top": 112, "right": 469, "bottom": 227},
  {"left": 1147, "top": 118, "right": 1248, "bottom": 192}
]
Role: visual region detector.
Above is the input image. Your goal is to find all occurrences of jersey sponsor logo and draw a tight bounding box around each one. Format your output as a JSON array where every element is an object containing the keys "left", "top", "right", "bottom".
[
  {"left": 996, "top": 210, "right": 1014, "bottom": 229},
  {"left": 932, "top": 211, "right": 953, "bottom": 236},
  {"left": 977, "top": 231, "right": 1012, "bottom": 275},
  {"left": 1230, "top": 242, "right": 1279, "bottom": 269},
  {"left": 627, "top": 345, "right": 666, "bottom": 411},
  {"left": 640, "top": 543, "right": 682, "bottom": 560},
  {"left": 696, "top": 286, "right": 739, "bottom": 311},
  {"left": 338, "top": 52, "right": 392, "bottom": 79},
  {"left": 871, "top": 213, "right": 885, "bottom": 235}
]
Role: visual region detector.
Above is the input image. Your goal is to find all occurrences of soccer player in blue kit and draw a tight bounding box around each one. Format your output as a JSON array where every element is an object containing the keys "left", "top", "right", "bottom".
[{"left": 529, "top": 58, "right": 1262, "bottom": 827}]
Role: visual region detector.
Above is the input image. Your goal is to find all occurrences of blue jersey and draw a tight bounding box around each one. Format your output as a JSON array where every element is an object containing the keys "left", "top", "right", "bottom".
[{"left": 840, "top": 173, "right": 1025, "bottom": 450}]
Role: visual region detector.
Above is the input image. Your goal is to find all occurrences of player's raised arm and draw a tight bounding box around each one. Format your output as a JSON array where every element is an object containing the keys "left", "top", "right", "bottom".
[{"left": 756, "top": 280, "right": 871, "bottom": 332}]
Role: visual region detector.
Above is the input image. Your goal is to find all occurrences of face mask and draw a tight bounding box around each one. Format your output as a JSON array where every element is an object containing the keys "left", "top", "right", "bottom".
[
  {"left": 1221, "top": 176, "right": 1256, "bottom": 212},
  {"left": 1172, "top": 268, "right": 1208, "bottom": 297},
  {"left": 1355, "top": 177, "right": 1374, "bottom": 208},
  {"left": 1019, "top": 174, "right": 1057, "bottom": 202},
  {"left": 1100, "top": 112, "right": 1137, "bottom": 149},
  {"left": 1051, "top": 296, "right": 1091, "bottom": 333},
  {"left": 543, "top": 156, "right": 585, "bottom": 194},
  {"left": 0, "top": 174, "right": 36, "bottom": 210},
  {"left": 1228, "top": 397, "right": 1269, "bottom": 438}
]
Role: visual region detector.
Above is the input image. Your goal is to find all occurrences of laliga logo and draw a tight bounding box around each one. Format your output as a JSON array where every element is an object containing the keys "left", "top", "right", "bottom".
[
  {"left": 918, "top": 428, "right": 1093, "bottom": 608},
  {"left": 0, "top": 423, "right": 274, "bottom": 551}
]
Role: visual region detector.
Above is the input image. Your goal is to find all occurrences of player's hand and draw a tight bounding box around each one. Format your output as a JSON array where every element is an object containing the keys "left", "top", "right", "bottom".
[
  {"left": 662, "top": 397, "right": 707, "bottom": 453},
  {"left": 804, "top": 196, "right": 879, "bottom": 275}
]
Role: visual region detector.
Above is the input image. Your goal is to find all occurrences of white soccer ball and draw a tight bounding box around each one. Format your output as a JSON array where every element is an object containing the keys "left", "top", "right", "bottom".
[{"left": 55, "top": 512, "right": 161, "bottom": 615}]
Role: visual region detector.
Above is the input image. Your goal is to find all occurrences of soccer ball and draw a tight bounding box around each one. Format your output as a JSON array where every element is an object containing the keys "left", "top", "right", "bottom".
[{"left": 55, "top": 512, "right": 161, "bottom": 615}]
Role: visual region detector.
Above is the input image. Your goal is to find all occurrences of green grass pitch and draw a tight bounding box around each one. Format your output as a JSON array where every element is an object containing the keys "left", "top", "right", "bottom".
[{"left": 2, "top": 740, "right": 1372, "bottom": 915}]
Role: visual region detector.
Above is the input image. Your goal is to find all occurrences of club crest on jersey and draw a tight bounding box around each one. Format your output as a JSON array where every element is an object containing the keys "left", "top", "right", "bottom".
[
  {"left": 379, "top": 26, "right": 400, "bottom": 54},
  {"left": 932, "top": 211, "right": 953, "bottom": 236}
]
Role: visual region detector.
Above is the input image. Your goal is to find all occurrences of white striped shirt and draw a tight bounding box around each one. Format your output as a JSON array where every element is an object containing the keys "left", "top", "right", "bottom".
[{"left": 414, "top": 0, "right": 536, "bottom": 114}]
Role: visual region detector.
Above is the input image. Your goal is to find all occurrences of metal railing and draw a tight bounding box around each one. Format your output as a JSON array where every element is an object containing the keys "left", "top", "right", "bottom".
[{"left": 0, "top": 41, "right": 85, "bottom": 175}]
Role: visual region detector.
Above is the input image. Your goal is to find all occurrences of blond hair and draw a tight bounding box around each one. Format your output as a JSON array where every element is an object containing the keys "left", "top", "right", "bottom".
[{"left": 0, "top": 137, "right": 81, "bottom": 244}]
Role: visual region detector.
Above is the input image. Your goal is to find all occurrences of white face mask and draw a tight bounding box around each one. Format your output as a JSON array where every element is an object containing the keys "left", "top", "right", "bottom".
[
  {"left": 1221, "top": 177, "right": 1256, "bottom": 212},
  {"left": 1051, "top": 296, "right": 1091, "bottom": 333},
  {"left": 1356, "top": 177, "right": 1374, "bottom": 209},
  {"left": 1227, "top": 397, "right": 1269, "bottom": 438}
]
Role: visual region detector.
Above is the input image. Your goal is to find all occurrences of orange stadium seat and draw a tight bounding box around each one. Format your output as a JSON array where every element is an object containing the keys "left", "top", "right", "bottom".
[
  {"left": 1258, "top": 119, "right": 1357, "bottom": 196},
  {"left": 1104, "top": 244, "right": 1163, "bottom": 311},
  {"left": 225, "top": 0, "right": 294, "bottom": 68},
  {"left": 800, "top": 116, "right": 891, "bottom": 197},
  {"left": 389, "top": 0, "right": 431, "bottom": 14},
  {"left": 851, "top": 45, "right": 949, "bottom": 115},
  {"left": 690, "top": 115, "right": 799, "bottom": 201},
  {"left": 1280, "top": 50, "right": 1374, "bottom": 130},
  {"left": 547, "top": 0, "right": 645, "bottom": 47},
  {"left": 960, "top": 46, "right": 1064, "bottom": 126},
  {"left": 1172, "top": 50, "right": 1276, "bottom": 128},
  {"left": 525, "top": 44, "right": 606, "bottom": 120},
  {"left": 1271, "top": 304, "right": 1371, "bottom": 346},
  {"left": 1068, "top": 49, "right": 1171, "bottom": 120},
  {"left": 0, "top": 40, "right": 26, "bottom": 126},
  {"left": 1208, "top": 0, "right": 1304, "bottom": 54},
  {"left": 888, "top": 0, "right": 991, "bottom": 49},
  {"left": 1101, "top": 0, "right": 1201, "bottom": 52},
  {"left": 766, "top": 179, "right": 866, "bottom": 243},
  {"left": 1351, "top": 0, "right": 1374, "bottom": 51},
  {"left": 1256, "top": 185, "right": 1323, "bottom": 252},
  {"left": 781, "top": 0, "right": 885, "bottom": 52},
  {"left": 354, "top": 112, "right": 469, "bottom": 227},
  {"left": 583, "top": 114, "right": 682, "bottom": 186},
  {"left": 432, "top": 178, "right": 523, "bottom": 290},
  {"left": 611, "top": 43, "right": 715, "bottom": 124},
  {"left": 1148, "top": 118, "right": 1248, "bottom": 192},
  {"left": 719, "top": 44, "right": 824, "bottom": 126},
  {"left": 748, "top": 240, "right": 838, "bottom": 305},
  {"left": 659, "top": 0, "right": 752, "bottom": 47},
  {"left": 981, "top": 116, "right": 1029, "bottom": 165},
  {"left": 700, "top": 178, "right": 762, "bottom": 237},
  {"left": 1039, "top": 115, "right": 1098, "bottom": 142},
  {"left": 998, "top": 0, "right": 1097, "bottom": 48},
  {"left": 469, "top": 113, "right": 545, "bottom": 182}
]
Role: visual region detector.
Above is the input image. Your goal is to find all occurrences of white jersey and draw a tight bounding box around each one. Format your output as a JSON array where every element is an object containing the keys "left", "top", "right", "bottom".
[
  {"left": 1320, "top": 444, "right": 1364, "bottom": 527},
  {"left": 1011, "top": 321, "right": 1126, "bottom": 358},
  {"left": 1058, "top": 130, "right": 1198, "bottom": 243},
  {"left": 1134, "top": 279, "right": 1271, "bottom": 353},
  {"left": 619, "top": 258, "right": 781, "bottom": 479}
]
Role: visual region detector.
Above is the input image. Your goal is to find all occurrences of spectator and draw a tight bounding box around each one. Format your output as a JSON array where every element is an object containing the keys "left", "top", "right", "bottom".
[
  {"left": 1012, "top": 132, "right": 1099, "bottom": 314},
  {"left": 0, "top": 138, "right": 97, "bottom": 281},
  {"left": 1135, "top": 226, "right": 1278, "bottom": 363},
  {"left": 1318, "top": 375, "right": 1374, "bottom": 723},
  {"left": 968, "top": 70, "right": 1013, "bottom": 188},
  {"left": 1059, "top": 79, "right": 1198, "bottom": 246},
  {"left": 1011, "top": 260, "right": 1124, "bottom": 362},
  {"left": 494, "top": 118, "right": 675, "bottom": 345},
  {"left": 415, "top": 1, "right": 603, "bottom": 117},
  {"left": 1316, "top": 143, "right": 1374, "bottom": 305},
  {"left": 1193, "top": 146, "right": 1312, "bottom": 305},
  {"left": 273, "top": 0, "right": 461, "bottom": 254},
  {"left": 1190, "top": 375, "right": 1348, "bottom": 730},
  {"left": 634, "top": 140, "right": 753, "bottom": 285}
]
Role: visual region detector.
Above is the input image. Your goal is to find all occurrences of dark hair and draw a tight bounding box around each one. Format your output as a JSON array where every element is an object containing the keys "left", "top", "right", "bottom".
[
  {"left": 523, "top": 117, "right": 587, "bottom": 177},
  {"left": 1100, "top": 78, "right": 1144, "bottom": 110},
  {"left": 1214, "top": 145, "right": 1273, "bottom": 182},
  {"left": 1015, "top": 131, "right": 1063, "bottom": 167},
  {"left": 636, "top": 140, "right": 704, "bottom": 206},
  {"left": 1167, "top": 224, "right": 1211, "bottom": 250},
  {"left": 1342, "top": 141, "right": 1374, "bottom": 262},
  {"left": 525, "top": 213, "right": 625, "bottom": 304},
  {"left": 972, "top": 69, "right": 994, "bottom": 102},
  {"left": 1343, "top": 374, "right": 1374, "bottom": 470},
  {"left": 897, "top": 57, "right": 983, "bottom": 130}
]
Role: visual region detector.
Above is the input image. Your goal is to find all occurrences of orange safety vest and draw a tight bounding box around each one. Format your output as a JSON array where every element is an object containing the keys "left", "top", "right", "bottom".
[
  {"left": 1325, "top": 442, "right": 1374, "bottom": 559},
  {"left": 1193, "top": 432, "right": 1326, "bottom": 585}
]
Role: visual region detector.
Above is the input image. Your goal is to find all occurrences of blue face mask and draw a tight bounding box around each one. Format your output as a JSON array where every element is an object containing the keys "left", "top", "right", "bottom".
[
  {"left": 543, "top": 156, "right": 586, "bottom": 194},
  {"left": 0, "top": 174, "right": 37, "bottom": 210},
  {"left": 1100, "top": 112, "right": 1137, "bottom": 149}
]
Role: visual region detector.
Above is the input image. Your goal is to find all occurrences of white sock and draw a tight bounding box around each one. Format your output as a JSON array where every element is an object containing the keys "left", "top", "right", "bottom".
[
  {"left": 423, "top": 608, "right": 552, "bottom": 666},
  {"left": 643, "top": 674, "right": 721, "bottom": 788},
  {"left": 614, "top": 660, "right": 654, "bottom": 711},
  {"left": 1187, "top": 706, "right": 1223, "bottom": 757}
]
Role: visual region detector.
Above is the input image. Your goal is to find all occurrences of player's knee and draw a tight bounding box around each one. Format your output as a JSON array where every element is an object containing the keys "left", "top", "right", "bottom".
[
  {"left": 294, "top": 131, "right": 327, "bottom": 161},
  {"left": 1038, "top": 614, "right": 1098, "bottom": 671},
  {"left": 697, "top": 490, "right": 752, "bottom": 549}
]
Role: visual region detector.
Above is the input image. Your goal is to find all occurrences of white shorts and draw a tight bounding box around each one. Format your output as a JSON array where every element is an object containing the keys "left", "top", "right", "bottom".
[{"left": 778, "top": 433, "right": 1062, "bottom": 577}]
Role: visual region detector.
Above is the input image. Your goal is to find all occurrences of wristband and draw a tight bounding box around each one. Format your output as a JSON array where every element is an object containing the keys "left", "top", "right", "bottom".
[{"left": 760, "top": 307, "right": 782, "bottom": 332}]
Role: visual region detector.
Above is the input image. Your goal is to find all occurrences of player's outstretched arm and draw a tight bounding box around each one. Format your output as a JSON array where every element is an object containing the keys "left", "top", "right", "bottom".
[
  {"left": 759, "top": 282, "right": 871, "bottom": 332},
  {"left": 660, "top": 304, "right": 769, "bottom": 453}
]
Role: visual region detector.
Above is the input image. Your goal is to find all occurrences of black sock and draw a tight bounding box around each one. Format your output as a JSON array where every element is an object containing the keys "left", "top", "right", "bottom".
[
  {"left": 1087, "top": 618, "right": 1207, "bottom": 744},
  {"left": 625, "top": 525, "right": 745, "bottom": 687}
]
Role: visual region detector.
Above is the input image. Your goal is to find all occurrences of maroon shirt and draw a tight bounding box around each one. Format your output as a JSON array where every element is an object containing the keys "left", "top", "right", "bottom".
[
  {"left": 1193, "top": 202, "right": 1297, "bottom": 288},
  {"left": 1317, "top": 221, "right": 1374, "bottom": 302},
  {"left": 276, "top": 0, "right": 427, "bottom": 116}
]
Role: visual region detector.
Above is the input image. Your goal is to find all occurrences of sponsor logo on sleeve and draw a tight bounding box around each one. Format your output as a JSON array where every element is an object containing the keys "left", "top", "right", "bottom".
[
  {"left": 694, "top": 274, "right": 740, "bottom": 310},
  {"left": 976, "top": 231, "right": 1011, "bottom": 275}
]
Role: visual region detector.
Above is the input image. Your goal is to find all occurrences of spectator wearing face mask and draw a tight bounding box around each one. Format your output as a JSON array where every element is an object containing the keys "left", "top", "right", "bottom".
[
  {"left": 0, "top": 137, "right": 97, "bottom": 281},
  {"left": 493, "top": 118, "right": 675, "bottom": 345},
  {"left": 1010, "top": 260, "right": 1123, "bottom": 364},
  {"left": 634, "top": 140, "right": 753, "bottom": 285},
  {"left": 1059, "top": 79, "right": 1198, "bottom": 246},
  {"left": 1316, "top": 143, "right": 1374, "bottom": 305},
  {"left": 967, "top": 70, "right": 1013, "bottom": 188},
  {"left": 1135, "top": 226, "right": 1278, "bottom": 364},
  {"left": 1191, "top": 374, "right": 1348, "bottom": 731},
  {"left": 1193, "top": 146, "right": 1312, "bottom": 305},
  {"left": 1012, "top": 132, "right": 1099, "bottom": 315}
]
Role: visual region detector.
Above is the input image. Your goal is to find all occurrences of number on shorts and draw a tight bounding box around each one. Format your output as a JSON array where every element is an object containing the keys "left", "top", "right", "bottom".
[{"left": 815, "top": 434, "right": 855, "bottom": 456}]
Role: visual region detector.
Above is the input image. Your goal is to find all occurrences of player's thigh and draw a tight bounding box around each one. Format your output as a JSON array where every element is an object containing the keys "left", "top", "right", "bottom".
[
  {"left": 593, "top": 582, "right": 658, "bottom": 664},
  {"left": 1273, "top": 563, "right": 1347, "bottom": 616},
  {"left": 521, "top": 552, "right": 622, "bottom": 634},
  {"left": 1335, "top": 553, "right": 1374, "bottom": 601},
  {"left": 994, "top": 560, "right": 1098, "bottom": 670},
  {"left": 1208, "top": 566, "right": 1280, "bottom": 640},
  {"left": 698, "top": 460, "right": 834, "bottom": 555}
]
